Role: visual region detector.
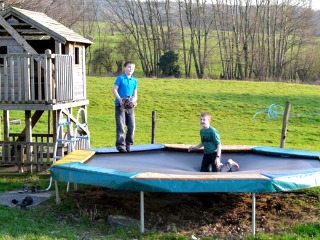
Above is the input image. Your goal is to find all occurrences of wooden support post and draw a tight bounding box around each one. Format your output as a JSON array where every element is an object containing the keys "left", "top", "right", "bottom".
[
  {"left": 280, "top": 101, "right": 291, "bottom": 148},
  {"left": 48, "top": 110, "right": 51, "bottom": 134},
  {"left": 3, "top": 110, "right": 10, "bottom": 160},
  {"left": 3, "top": 110, "right": 9, "bottom": 141},
  {"left": 25, "top": 110, "right": 32, "bottom": 173},
  {"left": 151, "top": 111, "right": 156, "bottom": 144}
]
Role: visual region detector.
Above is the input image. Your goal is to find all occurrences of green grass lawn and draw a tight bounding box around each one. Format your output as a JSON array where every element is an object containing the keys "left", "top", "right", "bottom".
[{"left": 87, "top": 77, "right": 320, "bottom": 151}]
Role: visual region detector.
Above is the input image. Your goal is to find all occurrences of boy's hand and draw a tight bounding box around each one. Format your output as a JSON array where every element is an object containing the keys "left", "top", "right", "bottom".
[{"left": 215, "top": 159, "right": 223, "bottom": 169}]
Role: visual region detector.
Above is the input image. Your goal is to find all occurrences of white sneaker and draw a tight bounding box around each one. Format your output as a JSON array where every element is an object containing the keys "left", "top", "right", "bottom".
[{"left": 227, "top": 159, "right": 240, "bottom": 172}]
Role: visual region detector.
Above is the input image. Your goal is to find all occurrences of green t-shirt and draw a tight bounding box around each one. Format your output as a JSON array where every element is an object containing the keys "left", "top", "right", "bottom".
[{"left": 200, "top": 126, "right": 221, "bottom": 154}]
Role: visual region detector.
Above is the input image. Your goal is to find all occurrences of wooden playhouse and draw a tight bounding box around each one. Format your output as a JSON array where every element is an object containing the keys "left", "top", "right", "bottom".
[{"left": 0, "top": 7, "right": 93, "bottom": 172}]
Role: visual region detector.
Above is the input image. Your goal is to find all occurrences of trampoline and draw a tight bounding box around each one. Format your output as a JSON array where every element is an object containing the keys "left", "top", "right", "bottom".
[{"left": 50, "top": 144, "right": 320, "bottom": 236}]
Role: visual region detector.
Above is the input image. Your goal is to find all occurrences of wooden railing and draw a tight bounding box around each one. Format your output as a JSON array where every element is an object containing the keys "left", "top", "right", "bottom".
[
  {"left": 0, "top": 50, "right": 74, "bottom": 104},
  {"left": 9, "top": 133, "right": 54, "bottom": 143},
  {"left": 0, "top": 140, "right": 54, "bottom": 172},
  {"left": 0, "top": 133, "right": 88, "bottom": 172}
]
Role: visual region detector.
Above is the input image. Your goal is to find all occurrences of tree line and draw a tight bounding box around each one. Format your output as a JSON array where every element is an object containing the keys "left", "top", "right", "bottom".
[
  {"left": 100, "top": 0, "right": 319, "bottom": 82},
  {"left": 4, "top": 0, "right": 320, "bottom": 82}
]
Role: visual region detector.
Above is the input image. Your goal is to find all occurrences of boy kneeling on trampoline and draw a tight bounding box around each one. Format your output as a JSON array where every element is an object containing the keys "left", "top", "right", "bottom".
[{"left": 188, "top": 112, "right": 239, "bottom": 172}]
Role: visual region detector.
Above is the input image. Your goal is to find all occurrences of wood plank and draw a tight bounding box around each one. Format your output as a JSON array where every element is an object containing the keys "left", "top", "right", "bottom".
[
  {"left": 3, "top": 110, "right": 9, "bottom": 141},
  {"left": 45, "top": 50, "right": 52, "bottom": 100},
  {"left": 24, "top": 56, "right": 30, "bottom": 101},
  {"left": 37, "top": 58, "right": 42, "bottom": 100},
  {"left": 25, "top": 111, "right": 32, "bottom": 166},
  {"left": 82, "top": 46, "right": 87, "bottom": 99},
  {"left": 30, "top": 56, "right": 35, "bottom": 101},
  {"left": 52, "top": 149, "right": 95, "bottom": 166},
  {"left": 0, "top": 53, "right": 54, "bottom": 58},
  {"left": 55, "top": 42, "right": 61, "bottom": 54},
  {"left": 0, "top": 100, "right": 89, "bottom": 110},
  {"left": 9, "top": 56, "right": 14, "bottom": 102},
  {"left": 17, "top": 56, "right": 22, "bottom": 101},
  {"left": 44, "top": 57, "right": 48, "bottom": 101},
  {"left": 4, "top": 57, "right": 8, "bottom": 101},
  {"left": 56, "top": 55, "right": 61, "bottom": 100}
]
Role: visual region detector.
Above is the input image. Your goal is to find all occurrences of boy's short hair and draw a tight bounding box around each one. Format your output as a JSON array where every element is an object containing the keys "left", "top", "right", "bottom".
[
  {"left": 124, "top": 61, "right": 135, "bottom": 67},
  {"left": 200, "top": 112, "right": 211, "bottom": 121}
]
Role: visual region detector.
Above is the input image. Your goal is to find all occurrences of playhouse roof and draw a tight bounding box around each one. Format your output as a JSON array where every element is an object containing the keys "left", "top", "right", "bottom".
[{"left": 0, "top": 7, "right": 92, "bottom": 46}]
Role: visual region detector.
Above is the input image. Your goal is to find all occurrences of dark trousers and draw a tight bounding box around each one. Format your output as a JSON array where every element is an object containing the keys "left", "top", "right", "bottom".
[
  {"left": 115, "top": 105, "right": 135, "bottom": 150},
  {"left": 200, "top": 153, "right": 219, "bottom": 172}
]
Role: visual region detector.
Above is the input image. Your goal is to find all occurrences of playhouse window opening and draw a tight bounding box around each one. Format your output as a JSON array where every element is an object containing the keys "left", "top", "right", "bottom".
[
  {"left": 75, "top": 47, "right": 79, "bottom": 65},
  {"left": 0, "top": 46, "right": 8, "bottom": 65}
]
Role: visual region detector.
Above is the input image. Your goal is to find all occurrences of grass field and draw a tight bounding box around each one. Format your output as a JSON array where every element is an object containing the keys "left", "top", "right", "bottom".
[
  {"left": 87, "top": 77, "right": 320, "bottom": 151},
  {"left": 7, "top": 77, "right": 319, "bottom": 151}
]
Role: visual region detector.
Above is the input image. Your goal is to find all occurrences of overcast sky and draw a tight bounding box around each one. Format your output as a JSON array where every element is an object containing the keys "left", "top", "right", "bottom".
[{"left": 312, "top": 1, "right": 320, "bottom": 10}]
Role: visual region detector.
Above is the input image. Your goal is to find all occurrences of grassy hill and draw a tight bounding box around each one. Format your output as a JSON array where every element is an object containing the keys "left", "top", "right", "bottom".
[{"left": 87, "top": 77, "right": 320, "bottom": 151}]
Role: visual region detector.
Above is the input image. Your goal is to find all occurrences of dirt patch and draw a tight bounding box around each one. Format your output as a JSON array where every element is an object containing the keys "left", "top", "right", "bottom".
[{"left": 62, "top": 186, "right": 320, "bottom": 238}]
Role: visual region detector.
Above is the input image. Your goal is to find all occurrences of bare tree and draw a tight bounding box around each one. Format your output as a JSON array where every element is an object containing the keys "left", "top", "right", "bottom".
[
  {"left": 100, "top": 0, "right": 178, "bottom": 77},
  {"left": 2, "top": 0, "right": 87, "bottom": 29},
  {"left": 213, "top": 0, "right": 234, "bottom": 79},
  {"left": 80, "top": 0, "right": 102, "bottom": 76},
  {"left": 212, "top": 0, "right": 314, "bottom": 81},
  {"left": 178, "top": 0, "right": 192, "bottom": 77},
  {"left": 183, "top": 0, "right": 215, "bottom": 79}
]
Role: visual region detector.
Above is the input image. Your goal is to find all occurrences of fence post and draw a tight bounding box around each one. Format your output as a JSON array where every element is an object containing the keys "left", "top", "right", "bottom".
[
  {"left": 280, "top": 101, "right": 291, "bottom": 148},
  {"left": 151, "top": 111, "right": 156, "bottom": 144}
]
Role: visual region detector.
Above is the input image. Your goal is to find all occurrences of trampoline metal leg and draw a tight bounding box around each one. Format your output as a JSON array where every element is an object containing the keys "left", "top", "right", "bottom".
[
  {"left": 55, "top": 180, "right": 61, "bottom": 204},
  {"left": 140, "top": 191, "right": 145, "bottom": 233},
  {"left": 252, "top": 192, "right": 256, "bottom": 237}
]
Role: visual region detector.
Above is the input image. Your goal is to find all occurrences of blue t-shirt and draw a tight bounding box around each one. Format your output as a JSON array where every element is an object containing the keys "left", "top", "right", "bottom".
[
  {"left": 114, "top": 74, "right": 138, "bottom": 104},
  {"left": 200, "top": 126, "right": 221, "bottom": 154}
]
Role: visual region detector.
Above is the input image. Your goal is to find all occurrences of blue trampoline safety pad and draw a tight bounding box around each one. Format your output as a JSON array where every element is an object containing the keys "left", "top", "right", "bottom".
[
  {"left": 252, "top": 146, "right": 320, "bottom": 159},
  {"left": 92, "top": 144, "right": 165, "bottom": 154},
  {"left": 50, "top": 144, "right": 320, "bottom": 193}
]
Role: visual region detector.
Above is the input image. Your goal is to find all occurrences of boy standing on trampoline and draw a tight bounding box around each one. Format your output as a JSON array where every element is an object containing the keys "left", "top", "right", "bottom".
[
  {"left": 188, "top": 112, "right": 239, "bottom": 172},
  {"left": 112, "top": 61, "right": 138, "bottom": 153}
]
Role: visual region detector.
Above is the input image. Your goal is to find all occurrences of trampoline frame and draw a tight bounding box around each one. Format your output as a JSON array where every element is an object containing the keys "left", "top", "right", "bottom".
[{"left": 51, "top": 144, "right": 320, "bottom": 237}]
